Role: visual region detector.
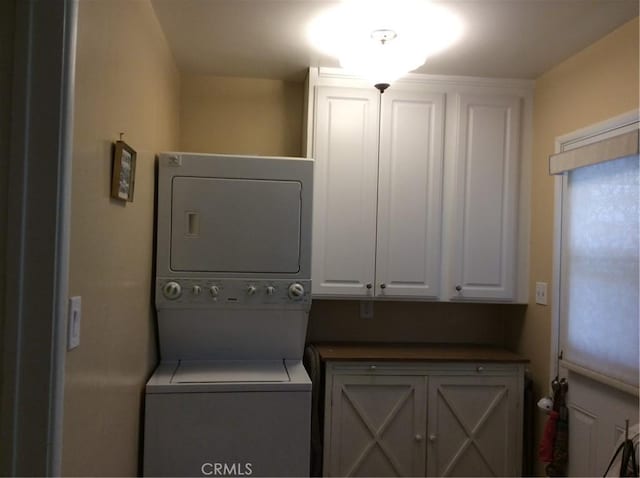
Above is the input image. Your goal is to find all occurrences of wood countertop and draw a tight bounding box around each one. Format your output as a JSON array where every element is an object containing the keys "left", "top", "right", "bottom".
[{"left": 312, "top": 343, "right": 528, "bottom": 363}]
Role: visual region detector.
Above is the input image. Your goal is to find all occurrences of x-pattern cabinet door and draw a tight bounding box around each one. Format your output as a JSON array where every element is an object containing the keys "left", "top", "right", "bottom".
[
  {"left": 426, "top": 375, "right": 520, "bottom": 477},
  {"left": 327, "top": 374, "right": 427, "bottom": 477}
]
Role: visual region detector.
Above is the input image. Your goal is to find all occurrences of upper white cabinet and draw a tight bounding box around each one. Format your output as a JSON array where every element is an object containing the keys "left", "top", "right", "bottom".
[
  {"left": 305, "top": 68, "right": 532, "bottom": 303},
  {"left": 312, "top": 87, "right": 380, "bottom": 296},
  {"left": 311, "top": 85, "right": 445, "bottom": 299},
  {"left": 447, "top": 94, "right": 521, "bottom": 301},
  {"left": 377, "top": 90, "right": 445, "bottom": 298}
]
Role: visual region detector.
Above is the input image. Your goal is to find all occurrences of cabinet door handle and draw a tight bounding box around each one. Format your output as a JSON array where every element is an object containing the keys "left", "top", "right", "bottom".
[
  {"left": 380, "top": 283, "right": 387, "bottom": 289},
  {"left": 476, "top": 366, "right": 484, "bottom": 373},
  {"left": 366, "top": 283, "right": 372, "bottom": 289},
  {"left": 414, "top": 434, "right": 424, "bottom": 442},
  {"left": 429, "top": 434, "right": 437, "bottom": 442},
  {"left": 369, "top": 365, "right": 377, "bottom": 370},
  {"left": 455, "top": 285, "right": 462, "bottom": 292}
]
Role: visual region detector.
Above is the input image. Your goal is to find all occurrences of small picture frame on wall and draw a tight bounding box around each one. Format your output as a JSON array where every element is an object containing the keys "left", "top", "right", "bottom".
[{"left": 111, "top": 140, "right": 136, "bottom": 202}]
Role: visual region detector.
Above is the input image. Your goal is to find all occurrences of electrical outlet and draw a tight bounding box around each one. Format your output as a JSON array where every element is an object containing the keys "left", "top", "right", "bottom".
[
  {"left": 360, "top": 300, "right": 374, "bottom": 319},
  {"left": 535, "top": 282, "right": 548, "bottom": 305},
  {"left": 68, "top": 296, "right": 81, "bottom": 350}
]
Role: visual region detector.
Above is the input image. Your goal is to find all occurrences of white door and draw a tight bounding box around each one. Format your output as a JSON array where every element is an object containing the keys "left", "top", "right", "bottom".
[
  {"left": 449, "top": 94, "right": 521, "bottom": 301},
  {"left": 427, "top": 374, "right": 521, "bottom": 477},
  {"left": 312, "top": 86, "right": 380, "bottom": 296},
  {"left": 552, "top": 116, "right": 640, "bottom": 476},
  {"left": 327, "top": 374, "right": 427, "bottom": 477},
  {"left": 375, "top": 90, "right": 445, "bottom": 299}
]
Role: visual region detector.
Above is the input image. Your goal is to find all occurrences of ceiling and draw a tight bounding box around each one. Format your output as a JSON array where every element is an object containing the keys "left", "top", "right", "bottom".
[{"left": 151, "top": 0, "right": 639, "bottom": 82}]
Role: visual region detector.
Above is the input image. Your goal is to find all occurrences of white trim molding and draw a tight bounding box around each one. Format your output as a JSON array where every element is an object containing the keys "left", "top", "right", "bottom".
[
  {"left": 550, "top": 129, "right": 638, "bottom": 174},
  {"left": 1, "top": 0, "right": 77, "bottom": 475}
]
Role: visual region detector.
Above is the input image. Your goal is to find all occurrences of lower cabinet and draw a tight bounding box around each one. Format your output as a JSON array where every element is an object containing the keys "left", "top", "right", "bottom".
[
  {"left": 327, "top": 374, "right": 427, "bottom": 476},
  {"left": 323, "top": 362, "right": 524, "bottom": 477}
]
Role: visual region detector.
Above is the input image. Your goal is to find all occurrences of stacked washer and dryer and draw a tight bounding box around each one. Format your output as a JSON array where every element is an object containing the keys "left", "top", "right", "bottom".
[{"left": 143, "top": 153, "right": 313, "bottom": 477}]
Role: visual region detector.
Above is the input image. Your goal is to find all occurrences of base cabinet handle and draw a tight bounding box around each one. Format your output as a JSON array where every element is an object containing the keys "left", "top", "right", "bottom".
[{"left": 429, "top": 434, "right": 437, "bottom": 442}]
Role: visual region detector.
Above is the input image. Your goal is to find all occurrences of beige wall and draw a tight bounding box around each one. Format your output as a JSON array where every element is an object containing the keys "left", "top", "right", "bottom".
[
  {"left": 309, "top": 301, "right": 524, "bottom": 345},
  {"left": 63, "top": 1, "right": 180, "bottom": 475},
  {"left": 180, "top": 74, "right": 303, "bottom": 156},
  {"left": 505, "top": 16, "right": 639, "bottom": 474}
]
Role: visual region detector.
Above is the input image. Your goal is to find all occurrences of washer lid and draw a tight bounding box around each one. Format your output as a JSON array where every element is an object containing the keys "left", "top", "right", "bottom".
[{"left": 171, "top": 360, "right": 290, "bottom": 383}]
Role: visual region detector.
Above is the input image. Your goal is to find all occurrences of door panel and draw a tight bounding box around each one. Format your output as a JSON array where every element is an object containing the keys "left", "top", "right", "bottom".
[
  {"left": 565, "top": 370, "right": 639, "bottom": 477},
  {"left": 328, "top": 375, "right": 427, "bottom": 477},
  {"left": 376, "top": 90, "right": 445, "bottom": 298},
  {"left": 171, "top": 177, "right": 301, "bottom": 273},
  {"left": 450, "top": 94, "right": 521, "bottom": 301},
  {"left": 312, "top": 87, "right": 379, "bottom": 296},
  {"left": 427, "top": 375, "right": 520, "bottom": 477}
]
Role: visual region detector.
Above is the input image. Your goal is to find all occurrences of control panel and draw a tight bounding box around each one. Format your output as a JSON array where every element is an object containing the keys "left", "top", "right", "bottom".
[{"left": 156, "top": 278, "right": 311, "bottom": 308}]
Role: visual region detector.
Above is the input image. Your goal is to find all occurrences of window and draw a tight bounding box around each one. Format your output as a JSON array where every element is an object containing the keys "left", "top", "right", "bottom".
[
  {"left": 551, "top": 125, "right": 639, "bottom": 392},
  {"left": 559, "top": 154, "right": 639, "bottom": 388}
]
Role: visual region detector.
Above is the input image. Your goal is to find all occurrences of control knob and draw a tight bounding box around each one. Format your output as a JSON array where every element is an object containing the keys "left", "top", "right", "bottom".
[
  {"left": 209, "top": 285, "right": 220, "bottom": 298},
  {"left": 288, "top": 283, "right": 305, "bottom": 300},
  {"left": 247, "top": 285, "right": 257, "bottom": 296},
  {"left": 192, "top": 285, "right": 202, "bottom": 296},
  {"left": 162, "top": 281, "right": 182, "bottom": 300},
  {"left": 266, "top": 286, "right": 276, "bottom": 296}
]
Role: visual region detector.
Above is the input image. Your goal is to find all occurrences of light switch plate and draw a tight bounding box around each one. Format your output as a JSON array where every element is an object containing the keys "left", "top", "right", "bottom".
[
  {"left": 535, "top": 282, "right": 548, "bottom": 305},
  {"left": 68, "top": 296, "right": 81, "bottom": 350}
]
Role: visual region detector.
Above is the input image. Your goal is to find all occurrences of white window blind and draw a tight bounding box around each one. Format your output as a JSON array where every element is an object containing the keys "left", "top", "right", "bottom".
[{"left": 559, "top": 153, "right": 639, "bottom": 390}]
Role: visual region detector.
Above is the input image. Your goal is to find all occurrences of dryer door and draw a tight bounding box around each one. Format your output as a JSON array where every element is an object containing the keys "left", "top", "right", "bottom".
[{"left": 170, "top": 177, "right": 302, "bottom": 273}]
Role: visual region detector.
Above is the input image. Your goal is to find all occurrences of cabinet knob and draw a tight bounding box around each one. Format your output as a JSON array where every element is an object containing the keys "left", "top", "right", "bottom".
[
  {"left": 429, "top": 434, "right": 437, "bottom": 442},
  {"left": 414, "top": 434, "right": 424, "bottom": 442},
  {"left": 369, "top": 365, "right": 377, "bottom": 370},
  {"left": 455, "top": 285, "right": 462, "bottom": 292},
  {"left": 366, "top": 283, "right": 372, "bottom": 289},
  {"left": 380, "top": 283, "right": 387, "bottom": 289},
  {"left": 476, "top": 366, "right": 484, "bottom": 373}
]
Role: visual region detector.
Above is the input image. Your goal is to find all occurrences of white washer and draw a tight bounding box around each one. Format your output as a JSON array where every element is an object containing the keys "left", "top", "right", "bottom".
[
  {"left": 144, "top": 153, "right": 313, "bottom": 477},
  {"left": 144, "top": 361, "right": 310, "bottom": 477}
]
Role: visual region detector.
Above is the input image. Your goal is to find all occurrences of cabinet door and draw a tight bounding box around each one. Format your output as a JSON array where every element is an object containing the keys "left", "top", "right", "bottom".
[
  {"left": 449, "top": 94, "right": 521, "bottom": 301},
  {"left": 376, "top": 90, "right": 445, "bottom": 298},
  {"left": 427, "top": 374, "right": 521, "bottom": 477},
  {"left": 327, "top": 374, "right": 427, "bottom": 477},
  {"left": 312, "top": 87, "right": 380, "bottom": 296}
]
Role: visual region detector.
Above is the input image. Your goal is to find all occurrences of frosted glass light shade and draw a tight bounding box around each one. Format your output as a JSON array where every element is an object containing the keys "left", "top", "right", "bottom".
[
  {"left": 338, "top": 37, "right": 428, "bottom": 85},
  {"left": 307, "top": 0, "right": 463, "bottom": 86}
]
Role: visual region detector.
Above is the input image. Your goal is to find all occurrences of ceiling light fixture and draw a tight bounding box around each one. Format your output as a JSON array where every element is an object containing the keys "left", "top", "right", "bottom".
[
  {"left": 340, "top": 28, "right": 427, "bottom": 93},
  {"left": 307, "top": 0, "right": 464, "bottom": 92}
]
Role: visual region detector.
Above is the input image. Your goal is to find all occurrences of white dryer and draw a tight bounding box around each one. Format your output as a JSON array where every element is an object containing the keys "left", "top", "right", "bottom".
[{"left": 143, "top": 153, "right": 313, "bottom": 477}]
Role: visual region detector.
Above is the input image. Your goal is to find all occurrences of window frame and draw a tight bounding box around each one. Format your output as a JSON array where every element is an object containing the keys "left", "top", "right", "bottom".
[{"left": 550, "top": 109, "right": 639, "bottom": 394}]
